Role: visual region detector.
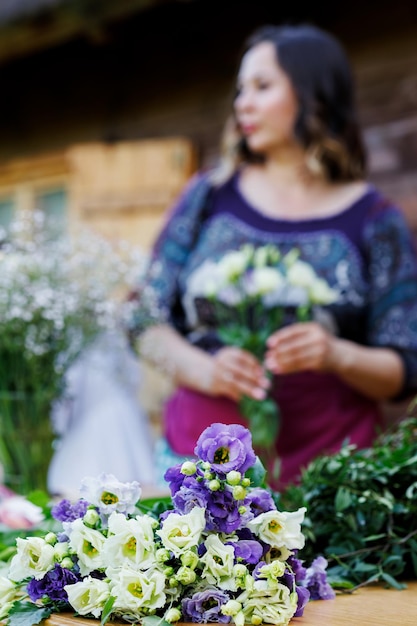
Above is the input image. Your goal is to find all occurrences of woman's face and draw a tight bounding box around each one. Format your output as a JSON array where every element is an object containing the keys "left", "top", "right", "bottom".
[{"left": 234, "top": 42, "right": 299, "bottom": 156}]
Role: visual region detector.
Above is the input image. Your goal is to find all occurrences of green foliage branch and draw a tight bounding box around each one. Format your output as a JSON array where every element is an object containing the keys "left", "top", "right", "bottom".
[{"left": 277, "top": 416, "right": 417, "bottom": 590}]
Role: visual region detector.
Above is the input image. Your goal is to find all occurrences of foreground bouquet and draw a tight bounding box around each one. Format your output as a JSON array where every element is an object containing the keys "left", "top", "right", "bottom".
[
  {"left": 185, "top": 244, "right": 338, "bottom": 461},
  {"left": 1, "top": 423, "right": 333, "bottom": 626}
]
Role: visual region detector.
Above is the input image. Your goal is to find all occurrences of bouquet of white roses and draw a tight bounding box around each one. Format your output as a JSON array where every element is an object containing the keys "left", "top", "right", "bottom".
[
  {"left": 184, "top": 245, "right": 338, "bottom": 466},
  {"left": 0, "top": 423, "right": 334, "bottom": 626}
]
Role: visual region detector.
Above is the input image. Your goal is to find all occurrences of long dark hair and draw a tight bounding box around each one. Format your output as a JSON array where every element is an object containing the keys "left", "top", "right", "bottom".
[{"left": 218, "top": 24, "right": 367, "bottom": 183}]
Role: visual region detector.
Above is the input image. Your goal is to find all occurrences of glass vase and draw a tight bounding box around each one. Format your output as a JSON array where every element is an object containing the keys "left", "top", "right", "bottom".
[{"left": 0, "top": 389, "right": 55, "bottom": 494}]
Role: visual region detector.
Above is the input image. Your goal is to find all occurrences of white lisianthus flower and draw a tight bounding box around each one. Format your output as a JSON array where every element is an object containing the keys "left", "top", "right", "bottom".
[
  {"left": 107, "top": 565, "right": 166, "bottom": 614},
  {"left": 103, "top": 512, "right": 156, "bottom": 570},
  {"left": 309, "top": 278, "right": 339, "bottom": 305},
  {"left": 286, "top": 260, "right": 317, "bottom": 288},
  {"left": 0, "top": 576, "right": 17, "bottom": 615},
  {"left": 80, "top": 474, "right": 142, "bottom": 515},
  {"left": 200, "top": 534, "right": 235, "bottom": 590},
  {"left": 156, "top": 507, "right": 205, "bottom": 557},
  {"left": 238, "top": 579, "right": 297, "bottom": 626},
  {"left": 246, "top": 508, "right": 306, "bottom": 552},
  {"left": 165, "top": 607, "right": 182, "bottom": 623},
  {"left": 65, "top": 577, "right": 111, "bottom": 618},
  {"left": 182, "top": 260, "right": 228, "bottom": 326},
  {"left": 192, "top": 261, "right": 224, "bottom": 297},
  {"left": 217, "top": 250, "right": 248, "bottom": 282},
  {"left": 0, "top": 602, "right": 14, "bottom": 621},
  {"left": 67, "top": 518, "right": 106, "bottom": 576},
  {"left": 8, "top": 537, "right": 55, "bottom": 581},
  {"left": 249, "top": 267, "right": 284, "bottom": 296},
  {"left": 253, "top": 245, "right": 269, "bottom": 268},
  {"left": 257, "top": 560, "right": 286, "bottom": 583}
]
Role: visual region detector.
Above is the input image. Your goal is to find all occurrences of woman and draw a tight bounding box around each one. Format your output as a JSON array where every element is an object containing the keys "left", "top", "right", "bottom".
[{"left": 134, "top": 24, "right": 417, "bottom": 489}]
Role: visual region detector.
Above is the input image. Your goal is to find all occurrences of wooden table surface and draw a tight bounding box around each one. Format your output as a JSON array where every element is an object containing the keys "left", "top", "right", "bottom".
[{"left": 46, "top": 581, "right": 417, "bottom": 626}]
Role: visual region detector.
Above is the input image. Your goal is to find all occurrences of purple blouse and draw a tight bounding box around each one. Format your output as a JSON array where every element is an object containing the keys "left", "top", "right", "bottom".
[{"left": 140, "top": 172, "right": 417, "bottom": 489}]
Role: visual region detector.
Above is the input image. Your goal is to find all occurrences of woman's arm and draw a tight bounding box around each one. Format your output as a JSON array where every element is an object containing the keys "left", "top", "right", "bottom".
[
  {"left": 140, "top": 324, "right": 270, "bottom": 402},
  {"left": 264, "top": 321, "right": 405, "bottom": 400}
]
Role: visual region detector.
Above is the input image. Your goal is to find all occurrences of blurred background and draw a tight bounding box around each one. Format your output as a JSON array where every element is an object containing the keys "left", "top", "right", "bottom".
[
  {"left": 0, "top": 0, "right": 417, "bottom": 496},
  {"left": 0, "top": 0, "right": 416, "bottom": 249}
]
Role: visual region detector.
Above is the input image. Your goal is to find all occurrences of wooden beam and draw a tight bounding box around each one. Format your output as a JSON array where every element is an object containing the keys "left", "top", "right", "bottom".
[{"left": 0, "top": 0, "right": 171, "bottom": 65}]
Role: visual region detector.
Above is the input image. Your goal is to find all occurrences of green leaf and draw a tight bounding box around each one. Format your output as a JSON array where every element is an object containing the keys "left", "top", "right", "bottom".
[
  {"left": 8, "top": 601, "right": 52, "bottom": 626},
  {"left": 411, "top": 548, "right": 417, "bottom": 576},
  {"left": 101, "top": 595, "right": 116, "bottom": 625},
  {"left": 0, "top": 546, "right": 17, "bottom": 562},
  {"left": 142, "top": 616, "right": 170, "bottom": 626},
  {"left": 334, "top": 487, "right": 352, "bottom": 512},
  {"left": 245, "top": 457, "right": 267, "bottom": 488},
  {"left": 327, "top": 578, "right": 355, "bottom": 590},
  {"left": 137, "top": 496, "right": 173, "bottom": 518},
  {"left": 405, "top": 481, "right": 417, "bottom": 499},
  {"left": 380, "top": 571, "right": 407, "bottom": 590},
  {"left": 239, "top": 396, "right": 280, "bottom": 449}
]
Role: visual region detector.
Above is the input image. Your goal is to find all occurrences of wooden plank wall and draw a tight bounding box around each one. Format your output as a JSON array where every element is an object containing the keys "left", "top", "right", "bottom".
[{"left": 353, "top": 33, "right": 417, "bottom": 236}]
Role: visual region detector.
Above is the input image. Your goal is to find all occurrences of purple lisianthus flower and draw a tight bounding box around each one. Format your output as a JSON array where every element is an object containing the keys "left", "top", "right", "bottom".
[
  {"left": 304, "top": 556, "right": 335, "bottom": 600},
  {"left": 282, "top": 560, "right": 309, "bottom": 613},
  {"left": 287, "top": 555, "right": 307, "bottom": 583},
  {"left": 294, "top": 585, "right": 311, "bottom": 617},
  {"left": 164, "top": 464, "right": 187, "bottom": 496},
  {"left": 245, "top": 487, "right": 276, "bottom": 517},
  {"left": 172, "top": 477, "right": 208, "bottom": 513},
  {"left": 227, "top": 539, "right": 264, "bottom": 564},
  {"left": 195, "top": 423, "right": 256, "bottom": 475},
  {"left": 51, "top": 499, "right": 88, "bottom": 522},
  {"left": 182, "top": 588, "right": 231, "bottom": 623},
  {"left": 205, "top": 488, "right": 243, "bottom": 534},
  {"left": 27, "top": 564, "right": 80, "bottom": 602},
  {"left": 253, "top": 560, "right": 267, "bottom": 579}
]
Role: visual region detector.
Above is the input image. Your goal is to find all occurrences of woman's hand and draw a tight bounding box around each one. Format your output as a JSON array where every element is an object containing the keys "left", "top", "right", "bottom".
[
  {"left": 209, "top": 346, "right": 270, "bottom": 402},
  {"left": 264, "top": 321, "right": 338, "bottom": 374}
]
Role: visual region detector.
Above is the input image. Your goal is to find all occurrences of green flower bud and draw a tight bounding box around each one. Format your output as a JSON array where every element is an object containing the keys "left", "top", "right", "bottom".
[
  {"left": 60, "top": 557, "right": 74, "bottom": 570},
  {"left": 290, "top": 591, "right": 299, "bottom": 607},
  {"left": 226, "top": 471, "right": 242, "bottom": 485},
  {"left": 169, "top": 577, "right": 179, "bottom": 588},
  {"left": 204, "top": 471, "right": 215, "bottom": 480},
  {"left": 165, "top": 608, "right": 181, "bottom": 623},
  {"left": 233, "top": 564, "right": 247, "bottom": 578},
  {"left": 269, "top": 560, "right": 286, "bottom": 578},
  {"left": 233, "top": 486, "right": 247, "bottom": 500},
  {"left": 163, "top": 566, "right": 175, "bottom": 577},
  {"left": 44, "top": 532, "right": 57, "bottom": 546},
  {"left": 238, "top": 506, "right": 247, "bottom": 515},
  {"left": 222, "top": 600, "right": 242, "bottom": 616},
  {"left": 181, "top": 550, "right": 199, "bottom": 569},
  {"left": 208, "top": 479, "right": 221, "bottom": 491},
  {"left": 156, "top": 548, "right": 171, "bottom": 563},
  {"left": 83, "top": 509, "right": 100, "bottom": 527},
  {"left": 245, "top": 574, "right": 255, "bottom": 592},
  {"left": 251, "top": 615, "right": 263, "bottom": 625},
  {"left": 241, "top": 477, "right": 251, "bottom": 487},
  {"left": 175, "top": 566, "right": 196, "bottom": 585},
  {"left": 201, "top": 461, "right": 211, "bottom": 471},
  {"left": 181, "top": 461, "right": 197, "bottom": 476},
  {"left": 53, "top": 542, "right": 70, "bottom": 561}
]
